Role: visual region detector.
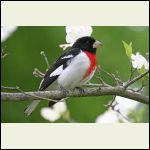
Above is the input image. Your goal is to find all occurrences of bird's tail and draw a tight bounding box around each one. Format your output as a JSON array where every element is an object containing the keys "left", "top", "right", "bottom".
[{"left": 24, "top": 100, "right": 41, "bottom": 117}]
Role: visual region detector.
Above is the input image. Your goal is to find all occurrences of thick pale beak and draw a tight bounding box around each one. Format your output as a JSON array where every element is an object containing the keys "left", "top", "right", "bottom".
[{"left": 93, "top": 40, "right": 102, "bottom": 48}]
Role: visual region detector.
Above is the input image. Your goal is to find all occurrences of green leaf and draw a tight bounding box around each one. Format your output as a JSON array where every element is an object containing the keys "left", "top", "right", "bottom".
[
  {"left": 129, "top": 42, "right": 132, "bottom": 47},
  {"left": 138, "top": 65, "right": 146, "bottom": 74},
  {"left": 122, "top": 40, "right": 133, "bottom": 58}
]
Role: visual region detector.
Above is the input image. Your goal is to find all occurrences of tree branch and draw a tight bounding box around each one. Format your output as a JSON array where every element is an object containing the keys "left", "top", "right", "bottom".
[
  {"left": 124, "top": 70, "right": 149, "bottom": 88},
  {"left": 1, "top": 86, "right": 149, "bottom": 105}
]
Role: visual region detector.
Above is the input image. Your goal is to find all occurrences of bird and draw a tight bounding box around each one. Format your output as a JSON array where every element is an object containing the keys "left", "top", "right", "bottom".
[{"left": 24, "top": 36, "right": 102, "bottom": 116}]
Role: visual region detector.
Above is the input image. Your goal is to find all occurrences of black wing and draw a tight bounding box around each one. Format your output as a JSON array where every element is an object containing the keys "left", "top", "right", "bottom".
[{"left": 39, "top": 48, "right": 81, "bottom": 91}]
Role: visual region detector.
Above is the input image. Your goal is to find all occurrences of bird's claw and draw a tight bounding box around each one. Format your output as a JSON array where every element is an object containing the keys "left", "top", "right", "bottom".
[{"left": 75, "top": 87, "right": 85, "bottom": 95}]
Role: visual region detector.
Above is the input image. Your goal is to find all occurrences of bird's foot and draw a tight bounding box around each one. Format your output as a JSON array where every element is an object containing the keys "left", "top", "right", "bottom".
[{"left": 75, "top": 87, "right": 85, "bottom": 95}]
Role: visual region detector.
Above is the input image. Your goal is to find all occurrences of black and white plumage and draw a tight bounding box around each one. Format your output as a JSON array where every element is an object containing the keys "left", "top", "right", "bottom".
[
  {"left": 39, "top": 48, "right": 81, "bottom": 91},
  {"left": 24, "top": 36, "right": 102, "bottom": 116}
]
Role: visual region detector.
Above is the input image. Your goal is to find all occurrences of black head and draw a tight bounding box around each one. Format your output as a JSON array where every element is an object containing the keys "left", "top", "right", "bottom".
[{"left": 72, "top": 36, "right": 102, "bottom": 54}]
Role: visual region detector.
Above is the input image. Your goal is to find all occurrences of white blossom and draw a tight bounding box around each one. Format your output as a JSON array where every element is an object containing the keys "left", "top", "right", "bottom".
[
  {"left": 66, "top": 26, "right": 93, "bottom": 44},
  {"left": 53, "top": 102, "right": 67, "bottom": 114},
  {"left": 95, "top": 110, "right": 120, "bottom": 123},
  {"left": 95, "top": 96, "right": 139, "bottom": 123},
  {"left": 131, "top": 52, "right": 149, "bottom": 70},
  {"left": 40, "top": 102, "right": 67, "bottom": 122},
  {"left": 115, "top": 96, "right": 139, "bottom": 115},
  {"left": 1, "top": 26, "right": 18, "bottom": 42},
  {"left": 41, "top": 107, "right": 61, "bottom": 122},
  {"left": 59, "top": 26, "right": 93, "bottom": 50}
]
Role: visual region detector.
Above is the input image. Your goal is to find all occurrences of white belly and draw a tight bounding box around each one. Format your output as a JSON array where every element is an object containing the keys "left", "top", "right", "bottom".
[
  {"left": 57, "top": 52, "right": 90, "bottom": 89},
  {"left": 79, "top": 68, "right": 96, "bottom": 86}
]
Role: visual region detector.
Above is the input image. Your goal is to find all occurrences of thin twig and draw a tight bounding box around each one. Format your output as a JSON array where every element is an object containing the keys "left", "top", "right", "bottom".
[
  {"left": 33, "top": 68, "right": 45, "bottom": 78},
  {"left": 1, "top": 49, "right": 7, "bottom": 59},
  {"left": 129, "top": 66, "right": 137, "bottom": 81},
  {"left": 115, "top": 70, "right": 122, "bottom": 82},
  {"left": 40, "top": 51, "right": 50, "bottom": 69},
  {"left": 110, "top": 73, "right": 123, "bottom": 85},
  {"left": 124, "top": 70, "right": 149, "bottom": 88},
  {"left": 95, "top": 68, "right": 110, "bottom": 86},
  {"left": 105, "top": 95, "right": 116, "bottom": 109},
  {"left": 59, "top": 97, "right": 69, "bottom": 102},
  {"left": 59, "top": 44, "right": 72, "bottom": 50},
  {"left": 95, "top": 75, "right": 110, "bottom": 86},
  {"left": 128, "top": 80, "right": 148, "bottom": 93},
  {"left": 1, "top": 86, "right": 18, "bottom": 90},
  {"left": 97, "top": 66, "right": 122, "bottom": 85},
  {"left": 105, "top": 95, "right": 131, "bottom": 122},
  {"left": 128, "top": 88, "right": 143, "bottom": 93},
  {"left": 115, "top": 109, "right": 131, "bottom": 122},
  {"left": 97, "top": 66, "right": 114, "bottom": 80},
  {"left": 83, "top": 83, "right": 108, "bottom": 87}
]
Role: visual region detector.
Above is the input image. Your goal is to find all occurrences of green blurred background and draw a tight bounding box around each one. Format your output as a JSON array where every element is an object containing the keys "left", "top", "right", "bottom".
[{"left": 1, "top": 26, "right": 149, "bottom": 123}]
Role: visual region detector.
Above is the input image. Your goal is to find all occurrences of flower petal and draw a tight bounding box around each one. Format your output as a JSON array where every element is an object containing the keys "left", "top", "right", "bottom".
[
  {"left": 131, "top": 53, "right": 149, "bottom": 70},
  {"left": 65, "top": 26, "right": 93, "bottom": 44},
  {"left": 53, "top": 102, "right": 67, "bottom": 114},
  {"left": 40, "top": 107, "right": 60, "bottom": 122},
  {"left": 1, "top": 26, "right": 18, "bottom": 42}
]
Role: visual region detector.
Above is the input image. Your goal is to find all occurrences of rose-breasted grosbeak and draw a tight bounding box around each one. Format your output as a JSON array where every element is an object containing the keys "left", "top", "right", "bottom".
[{"left": 24, "top": 36, "right": 102, "bottom": 116}]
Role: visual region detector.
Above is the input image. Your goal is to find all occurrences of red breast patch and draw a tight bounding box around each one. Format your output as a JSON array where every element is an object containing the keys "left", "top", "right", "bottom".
[{"left": 82, "top": 51, "right": 96, "bottom": 79}]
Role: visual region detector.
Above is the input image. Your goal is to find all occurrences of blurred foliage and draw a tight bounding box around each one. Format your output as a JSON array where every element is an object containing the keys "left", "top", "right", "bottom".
[
  {"left": 1, "top": 26, "right": 149, "bottom": 123},
  {"left": 128, "top": 105, "right": 149, "bottom": 123}
]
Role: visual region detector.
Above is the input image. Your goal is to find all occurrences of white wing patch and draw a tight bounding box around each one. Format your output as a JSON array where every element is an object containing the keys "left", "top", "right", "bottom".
[
  {"left": 50, "top": 65, "right": 63, "bottom": 77},
  {"left": 61, "top": 55, "right": 73, "bottom": 59}
]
